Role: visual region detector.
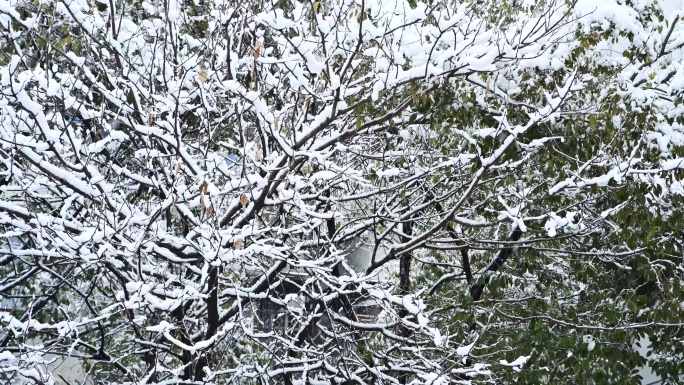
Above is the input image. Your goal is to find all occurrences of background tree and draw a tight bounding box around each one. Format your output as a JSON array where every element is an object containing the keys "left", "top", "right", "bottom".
[{"left": 412, "top": 1, "right": 684, "bottom": 384}]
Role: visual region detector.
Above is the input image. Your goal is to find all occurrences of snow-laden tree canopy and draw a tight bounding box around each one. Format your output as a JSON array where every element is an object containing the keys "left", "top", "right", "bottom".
[{"left": 2, "top": 0, "right": 684, "bottom": 383}]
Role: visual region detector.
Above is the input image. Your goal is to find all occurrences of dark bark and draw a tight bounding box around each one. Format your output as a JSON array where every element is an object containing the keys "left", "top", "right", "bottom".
[
  {"left": 462, "top": 248, "right": 472, "bottom": 284},
  {"left": 397, "top": 220, "right": 413, "bottom": 385},
  {"left": 469, "top": 227, "right": 522, "bottom": 301}
]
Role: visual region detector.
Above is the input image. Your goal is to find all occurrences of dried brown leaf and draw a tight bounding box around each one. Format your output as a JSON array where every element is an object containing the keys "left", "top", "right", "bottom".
[
  {"left": 199, "top": 66, "right": 207, "bottom": 84},
  {"left": 253, "top": 42, "right": 261, "bottom": 62},
  {"left": 174, "top": 161, "right": 182, "bottom": 178}
]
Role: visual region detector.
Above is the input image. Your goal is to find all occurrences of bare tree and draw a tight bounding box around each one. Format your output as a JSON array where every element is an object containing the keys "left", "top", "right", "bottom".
[{"left": 1, "top": 0, "right": 684, "bottom": 384}]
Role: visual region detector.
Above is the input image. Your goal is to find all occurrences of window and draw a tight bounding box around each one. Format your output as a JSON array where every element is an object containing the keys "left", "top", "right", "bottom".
[{"left": 255, "top": 298, "right": 291, "bottom": 333}]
